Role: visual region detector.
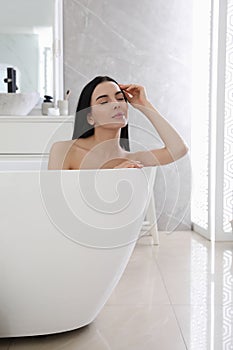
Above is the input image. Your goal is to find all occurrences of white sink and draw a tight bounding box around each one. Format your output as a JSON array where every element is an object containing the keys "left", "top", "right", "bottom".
[{"left": 0, "top": 92, "right": 40, "bottom": 116}]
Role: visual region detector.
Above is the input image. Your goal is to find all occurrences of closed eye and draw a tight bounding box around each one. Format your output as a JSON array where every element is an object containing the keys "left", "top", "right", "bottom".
[
  {"left": 100, "top": 97, "right": 125, "bottom": 105},
  {"left": 100, "top": 98, "right": 124, "bottom": 104}
]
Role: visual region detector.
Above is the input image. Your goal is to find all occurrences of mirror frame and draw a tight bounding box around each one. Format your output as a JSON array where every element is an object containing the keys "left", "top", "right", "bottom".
[{"left": 53, "top": 0, "right": 63, "bottom": 104}]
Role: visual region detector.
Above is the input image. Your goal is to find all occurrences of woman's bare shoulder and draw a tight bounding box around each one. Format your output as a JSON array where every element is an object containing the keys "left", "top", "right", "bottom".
[
  {"left": 50, "top": 139, "right": 75, "bottom": 151},
  {"left": 71, "top": 137, "right": 93, "bottom": 151},
  {"left": 48, "top": 140, "right": 77, "bottom": 169},
  {"left": 50, "top": 139, "right": 90, "bottom": 154}
]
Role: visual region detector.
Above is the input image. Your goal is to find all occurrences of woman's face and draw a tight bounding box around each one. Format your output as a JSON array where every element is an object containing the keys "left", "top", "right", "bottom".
[{"left": 88, "top": 81, "right": 128, "bottom": 129}]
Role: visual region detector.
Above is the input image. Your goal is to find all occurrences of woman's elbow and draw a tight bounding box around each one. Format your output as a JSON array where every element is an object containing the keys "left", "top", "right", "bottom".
[{"left": 176, "top": 144, "right": 189, "bottom": 160}]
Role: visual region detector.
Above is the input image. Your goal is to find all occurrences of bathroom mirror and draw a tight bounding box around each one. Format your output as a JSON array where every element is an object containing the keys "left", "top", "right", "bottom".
[{"left": 0, "top": 0, "right": 63, "bottom": 103}]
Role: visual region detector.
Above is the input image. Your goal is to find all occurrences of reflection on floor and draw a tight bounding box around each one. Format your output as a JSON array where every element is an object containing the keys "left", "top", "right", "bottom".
[{"left": 0, "top": 230, "right": 233, "bottom": 350}]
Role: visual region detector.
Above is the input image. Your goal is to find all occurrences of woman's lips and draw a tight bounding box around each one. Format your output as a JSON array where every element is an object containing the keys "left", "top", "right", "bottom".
[{"left": 112, "top": 112, "right": 124, "bottom": 119}]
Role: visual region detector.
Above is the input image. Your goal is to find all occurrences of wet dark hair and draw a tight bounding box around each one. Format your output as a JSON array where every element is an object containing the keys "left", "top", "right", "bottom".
[{"left": 72, "top": 76, "right": 130, "bottom": 151}]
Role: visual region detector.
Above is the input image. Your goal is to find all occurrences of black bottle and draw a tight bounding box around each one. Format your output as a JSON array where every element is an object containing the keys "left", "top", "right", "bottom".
[{"left": 42, "top": 95, "right": 54, "bottom": 115}]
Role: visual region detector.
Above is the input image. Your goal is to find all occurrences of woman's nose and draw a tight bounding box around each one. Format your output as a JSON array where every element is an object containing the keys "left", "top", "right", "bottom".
[{"left": 112, "top": 101, "right": 121, "bottom": 109}]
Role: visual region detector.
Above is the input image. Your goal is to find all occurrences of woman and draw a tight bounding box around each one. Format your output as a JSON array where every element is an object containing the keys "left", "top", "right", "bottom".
[{"left": 48, "top": 76, "right": 188, "bottom": 170}]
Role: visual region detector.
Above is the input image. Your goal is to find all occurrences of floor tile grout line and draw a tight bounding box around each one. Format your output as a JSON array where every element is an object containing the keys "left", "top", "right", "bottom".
[{"left": 151, "top": 247, "right": 189, "bottom": 350}]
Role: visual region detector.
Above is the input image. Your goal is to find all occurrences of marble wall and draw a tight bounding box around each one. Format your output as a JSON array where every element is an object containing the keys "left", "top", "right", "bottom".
[{"left": 63, "top": 0, "right": 192, "bottom": 231}]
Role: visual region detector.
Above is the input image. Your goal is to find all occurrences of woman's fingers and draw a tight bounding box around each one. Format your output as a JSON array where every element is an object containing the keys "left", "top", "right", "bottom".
[
  {"left": 119, "top": 83, "right": 139, "bottom": 89},
  {"left": 114, "top": 160, "right": 144, "bottom": 169},
  {"left": 120, "top": 84, "right": 148, "bottom": 110},
  {"left": 122, "top": 89, "right": 133, "bottom": 99},
  {"left": 119, "top": 84, "right": 131, "bottom": 89},
  {"left": 120, "top": 84, "right": 143, "bottom": 100},
  {"left": 121, "top": 85, "right": 139, "bottom": 93}
]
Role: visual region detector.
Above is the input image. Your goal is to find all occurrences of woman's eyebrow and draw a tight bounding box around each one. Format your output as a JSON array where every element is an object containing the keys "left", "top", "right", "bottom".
[
  {"left": 115, "top": 91, "right": 124, "bottom": 96},
  {"left": 96, "top": 91, "right": 124, "bottom": 101},
  {"left": 96, "top": 94, "right": 108, "bottom": 101}
]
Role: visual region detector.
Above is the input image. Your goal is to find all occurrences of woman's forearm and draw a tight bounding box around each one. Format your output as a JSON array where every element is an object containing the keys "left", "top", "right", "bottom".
[
  {"left": 136, "top": 100, "right": 189, "bottom": 159},
  {"left": 120, "top": 83, "right": 188, "bottom": 160}
]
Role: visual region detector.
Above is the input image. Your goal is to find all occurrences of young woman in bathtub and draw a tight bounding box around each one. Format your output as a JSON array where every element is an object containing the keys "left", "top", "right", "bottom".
[{"left": 48, "top": 76, "right": 188, "bottom": 170}]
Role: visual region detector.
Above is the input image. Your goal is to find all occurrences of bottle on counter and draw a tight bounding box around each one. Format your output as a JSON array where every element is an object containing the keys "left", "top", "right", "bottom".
[{"left": 42, "top": 95, "right": 54, "bottom": 115}]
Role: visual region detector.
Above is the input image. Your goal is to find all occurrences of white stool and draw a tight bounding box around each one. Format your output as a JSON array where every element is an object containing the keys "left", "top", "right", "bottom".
[
  {"left": 141, "top": 168, "right": 159, "bottom": 245},
  {"left": 141, "top": 193, "right": 159, "bottom": 245}
]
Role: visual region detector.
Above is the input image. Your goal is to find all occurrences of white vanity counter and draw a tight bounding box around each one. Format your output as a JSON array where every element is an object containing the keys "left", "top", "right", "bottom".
[
  {"left": 0, "top": 116, "right": 74, "bottom": 123},
  {"left": 0, "top": 115, "right": 74, "bottom": 154},
  {"left": 0, "top": 115, "right": 75, "bottom": 169}
]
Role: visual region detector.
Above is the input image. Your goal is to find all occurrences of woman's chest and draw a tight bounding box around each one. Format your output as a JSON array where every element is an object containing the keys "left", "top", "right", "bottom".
[{"left": 70, "top": 147, "right": 131, "bottom": 169}]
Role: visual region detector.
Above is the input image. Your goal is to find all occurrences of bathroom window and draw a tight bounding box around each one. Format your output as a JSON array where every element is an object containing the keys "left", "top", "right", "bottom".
[
  {"left": 191, "top": 0, "right": 233, "bottom": 241},
  {"left": 191, "top": 0, "right": 211, "bottom": 236}
]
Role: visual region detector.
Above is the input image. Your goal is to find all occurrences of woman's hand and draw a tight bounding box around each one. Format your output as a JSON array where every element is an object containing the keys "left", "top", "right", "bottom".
[
  {"left": 100, "top": 158, "right": 144, "bottom": 169},
  {"left": 113, "top": 160, "right": 144, "bottom": 169},
  {"left": 119, "top": 84, "right": 149, "bottom": 109}
]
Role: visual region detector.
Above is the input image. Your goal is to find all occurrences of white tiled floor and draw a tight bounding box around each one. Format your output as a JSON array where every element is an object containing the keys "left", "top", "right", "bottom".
[{"left": 1, "top": 230, "right": 233, "bottom": 349}]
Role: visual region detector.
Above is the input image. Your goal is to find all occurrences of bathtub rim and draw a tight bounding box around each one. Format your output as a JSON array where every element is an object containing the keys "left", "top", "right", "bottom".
[{"left": 0, "top": 165, "right": 157, "bottom": 173}]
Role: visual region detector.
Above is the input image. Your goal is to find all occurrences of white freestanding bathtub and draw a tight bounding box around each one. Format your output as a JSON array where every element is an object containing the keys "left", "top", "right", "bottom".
[{"left": 0, "top": 163, "right": 156, "bottom": 337}]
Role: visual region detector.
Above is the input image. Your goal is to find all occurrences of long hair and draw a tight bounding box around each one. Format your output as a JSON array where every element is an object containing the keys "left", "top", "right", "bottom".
[{"left": 72, "top": 76, "right": 130, "bottom": 151}]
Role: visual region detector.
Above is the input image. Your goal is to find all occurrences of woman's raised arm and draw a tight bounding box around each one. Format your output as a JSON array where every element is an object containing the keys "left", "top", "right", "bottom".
[{"left": 119, "top": 84, "right": 189, "bottom": 166}]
